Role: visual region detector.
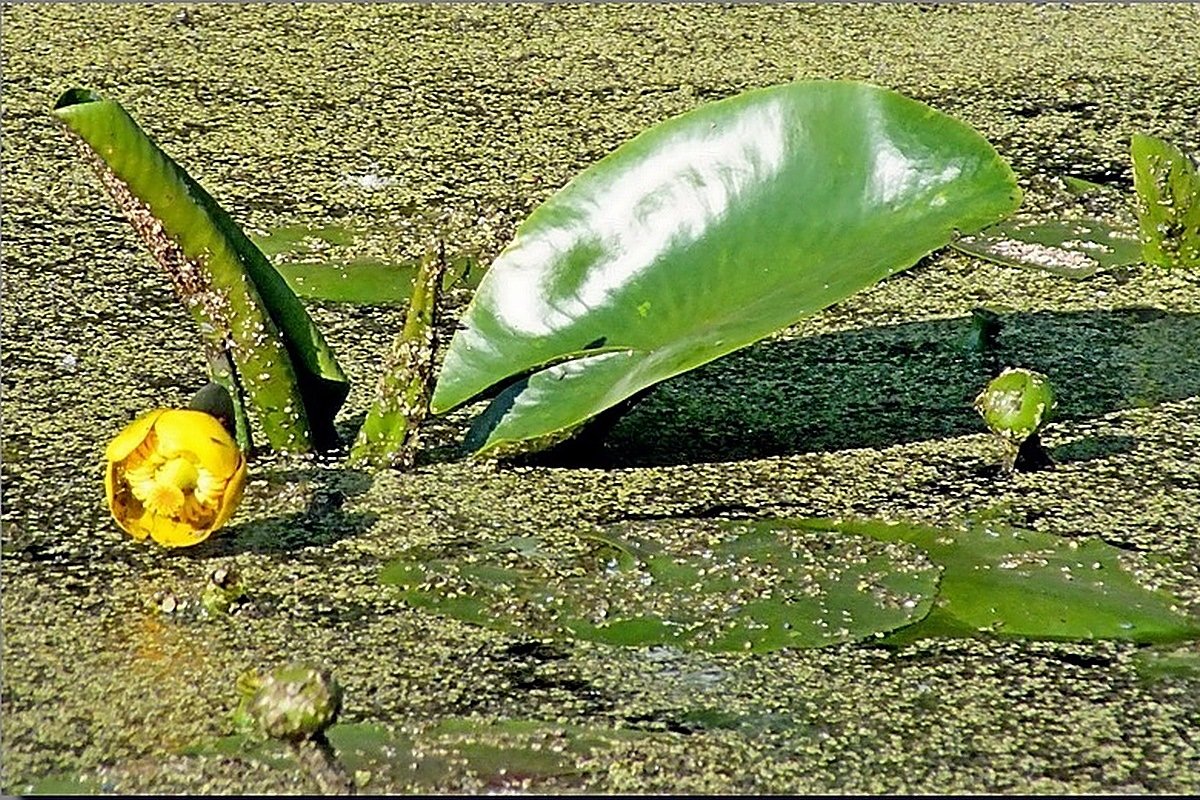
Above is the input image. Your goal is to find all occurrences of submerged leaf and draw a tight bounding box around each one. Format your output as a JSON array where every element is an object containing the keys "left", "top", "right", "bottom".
[
  {"left": 431, "top": 80, "right": 1022, "bottom": 456},
  {"left": 379, "top": 521, "right": 940, "bottom": 653},
  {"left": 184, "top": 719, "right": 649, "bottom": 792},
  {"left": 1130, "top": 133, "right": 1200, "bottom": 269},
  {"left": 251, "top": 222, "right": 483, "bottom": 304},
  {"left": 273, "top": 256, "right": 479, "bottom": 304},
  {"left": 794, "top": 517, "right": 1200, "bottom": 644},
  {"left": 1131, "top": 647, "right": 1200, "bottom": 683}
]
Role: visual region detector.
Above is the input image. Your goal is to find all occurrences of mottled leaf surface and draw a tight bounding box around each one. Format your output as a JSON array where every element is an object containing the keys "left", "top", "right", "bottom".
[
  {"left": 795, "top": 517, "right": 1200, "bottom": 643},
  {"left": 952, "top": 215, "right": 1142, "bottom": 278},
  {"left": 379, "top": 520, "right": 940, "bottom": 653},
  {"left": 53, "top": 89, "right": 348, "bottom": 450},
  {"left": 1131, "top": 133, "right": 1200, "bottom": 269}
]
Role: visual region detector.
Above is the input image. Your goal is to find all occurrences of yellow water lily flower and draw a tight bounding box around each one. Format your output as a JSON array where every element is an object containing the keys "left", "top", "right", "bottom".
[{"left": 105, "top": 408, "right": 248, "bottom": 547}]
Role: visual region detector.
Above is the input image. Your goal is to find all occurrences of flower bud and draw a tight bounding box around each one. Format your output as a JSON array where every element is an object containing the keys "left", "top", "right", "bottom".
[
  {"left": 104, "top": 408, "right": 247, "bottom": 547},
  {"left": 247, "top": 662, "right": 342, "bottom": 741},
  {"left": 973, "top": 367, "right": 1057, "bottom": 444}
]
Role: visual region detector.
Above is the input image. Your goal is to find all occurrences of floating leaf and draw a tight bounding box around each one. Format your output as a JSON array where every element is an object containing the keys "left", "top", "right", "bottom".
[
  {"left": 183, "top": 720, "right": 648, "bottom": 792},
  {"left": 19, "top": 774, "right": 103, "bottom": 796},
  {"left": 380, "top": 521, "right": 940, "bottom": 653},
  {"left": 1130, "top": 133, "right": 1200, "bottom": 269},
  {"left": 249, "top": 224, "right": 482, "bottom": 304},
  {"left": 952, "top": 215, "right": 1142, "bottom": 278},
  {"left": 251, "top": 223, "right": 357, "bottom": 256},
  {"left": 1061, "top": 175, "right": 1119, "bottom": 197},
  {"left": 430, "top": 80, "right": 1022, "bottom": 457},
  {"left": 52, "top": 89, "right": 349, "bottom": 451},
  {"left": 275, "top": 258, "right": 417, "bottom": 304},
  {"left": 1131, "top": 647, "right": 1200, "bottom": 683},
  {"left": 794, "top": 518, "right": 1200, "bottom": 644}
]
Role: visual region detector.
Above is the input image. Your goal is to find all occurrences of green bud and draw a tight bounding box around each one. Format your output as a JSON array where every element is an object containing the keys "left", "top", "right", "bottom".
[
  {"left": 188, "top": 382, "right": 237, "bottom": 437},
  {"left": 201, "top": 566, "right": 245, "bottom": 617},
  {"left": 247, "top": 662, "right": 342, "bottom": 741},
  {"left": 974, "top": 367, "right": 1057, "bottom": 444}
]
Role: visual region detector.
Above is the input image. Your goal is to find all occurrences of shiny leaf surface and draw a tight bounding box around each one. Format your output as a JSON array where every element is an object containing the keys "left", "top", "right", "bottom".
[{"left": 432, "top": 80, "right": 1022, "bottom": 456}]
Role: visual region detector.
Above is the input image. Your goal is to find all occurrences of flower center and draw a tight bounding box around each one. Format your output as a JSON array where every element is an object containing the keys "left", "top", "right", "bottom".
[
  {"left": 158, "top": 456, "right": 199, "bottom": 492},
  {"left": 129, "top": 455, "right": 208, "bottom": 517}
]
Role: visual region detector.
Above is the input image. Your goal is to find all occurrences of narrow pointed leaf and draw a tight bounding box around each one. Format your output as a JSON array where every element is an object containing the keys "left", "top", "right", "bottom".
[
  {"left": 431, "top": 80, "right": 1022, "bottom": 456},
  {"left": 350, "top": 245, "right": 446, "bottom": 469},
  {"left": 52, "top": 88, "right": 349, "bottom": 450}
]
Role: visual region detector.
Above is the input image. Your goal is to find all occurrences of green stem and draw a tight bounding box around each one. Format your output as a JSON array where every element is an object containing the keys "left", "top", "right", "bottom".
[
  {"left": 203, "top": 347, "right": 253, "bottom": 453},
  {"left": 350, "top": 243, "right": 446, "bottom": 469},
  {"left": 289, "top": 734, "right": 354, "bottom": 795}
]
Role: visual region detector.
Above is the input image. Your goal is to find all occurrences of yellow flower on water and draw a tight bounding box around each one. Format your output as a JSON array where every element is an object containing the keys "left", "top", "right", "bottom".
[{"left": 105, "top": 408, "right": 247, "bottom": 547}]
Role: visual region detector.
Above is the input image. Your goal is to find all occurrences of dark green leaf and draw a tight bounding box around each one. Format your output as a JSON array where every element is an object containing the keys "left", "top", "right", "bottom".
[
  {"left": 794, "top": 517, "right": 1200, "bottom": 643},
  {"left": 183, "top": 720, "right": 648, "bottom": 791},
  {"left": 52, "top": 89, "right": 349, "bottom": 450},
  {"left": 379, "top": 520, "right": 940, "bottom": 653},
  {"left": 1130, "top": 133, "right": 1200, "bottom": 269},
  {"left": 431, "top": 80, "right": 1022, "bottom": 456},
  {"left": 1131, "top": 647, "right": 1200, "bottom": 683}
]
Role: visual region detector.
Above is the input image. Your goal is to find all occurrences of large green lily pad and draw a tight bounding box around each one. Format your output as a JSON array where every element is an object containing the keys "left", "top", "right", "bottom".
[{"left": 430, "top": 80, "right": 1022, "bottom": 456}]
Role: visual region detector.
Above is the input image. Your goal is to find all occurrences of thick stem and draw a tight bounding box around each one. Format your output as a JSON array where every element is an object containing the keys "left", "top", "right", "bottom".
[
  {"left": 289, "top": 734, "right": 354, "bottom": 795},
  {"left": 350, "top": 242, "right": 446, "bottom": 469},
  {"left": 204, "top": 347, "right": 253, "bottom": 453}
]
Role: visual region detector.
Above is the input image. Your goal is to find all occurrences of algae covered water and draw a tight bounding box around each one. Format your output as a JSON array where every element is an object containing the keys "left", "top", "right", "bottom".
[{"left": 4, "top": 3, "right": 1200, "bottom": 793}]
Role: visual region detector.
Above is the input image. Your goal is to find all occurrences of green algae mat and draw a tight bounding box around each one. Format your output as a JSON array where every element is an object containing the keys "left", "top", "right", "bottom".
[{"left": 5, "top": 3, "right": 1200, "bottom": 795}]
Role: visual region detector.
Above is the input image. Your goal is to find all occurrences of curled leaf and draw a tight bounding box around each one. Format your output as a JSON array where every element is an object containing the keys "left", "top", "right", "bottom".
[{"left": 432, "top": 80, "right": 1022, "bottom": 457}]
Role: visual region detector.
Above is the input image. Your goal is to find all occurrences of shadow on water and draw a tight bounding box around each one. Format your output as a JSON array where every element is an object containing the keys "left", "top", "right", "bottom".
[
  {"left": 191, "top": 466, "right": 377, "bottom": 557},
  {"left": 530, "top": 307, "right": 1200, "bottom": 468}
]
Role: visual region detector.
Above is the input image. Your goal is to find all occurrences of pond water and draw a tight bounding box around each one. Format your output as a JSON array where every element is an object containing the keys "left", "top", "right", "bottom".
[{"left": 3, "top": 3, "right": 1200, "bottom": 794}]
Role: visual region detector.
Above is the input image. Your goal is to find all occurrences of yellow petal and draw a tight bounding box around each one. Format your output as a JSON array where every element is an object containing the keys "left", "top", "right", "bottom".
[
  {"left": 210, "top": 456, "right": 248, "bottom": 531},
  {"left": 147, "top": 513, "right": 212, "bottom": 548},
  {"left": 151, "top": 409, "right": 242, "bottom": 479},
  {"left": 116, "top": 506, "right": 152, "bottom": 542},
  {"left": 106, "top": 464, "right": 148, "bottom": 541},
  {"left": 105, "top": 409, "right": 166, "bottom": 463}
]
